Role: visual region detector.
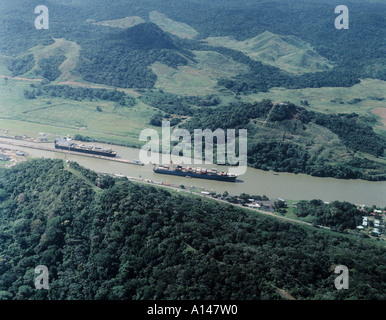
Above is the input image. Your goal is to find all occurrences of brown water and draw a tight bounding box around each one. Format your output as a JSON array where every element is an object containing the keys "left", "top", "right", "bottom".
[{"left": 1, "top": 139, "right": 385, "bottom": 207}]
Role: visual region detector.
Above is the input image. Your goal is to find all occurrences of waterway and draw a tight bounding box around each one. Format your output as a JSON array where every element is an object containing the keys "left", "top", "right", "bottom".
[{"left": 1, "top": 138, "right": 385, "bottom": 207}]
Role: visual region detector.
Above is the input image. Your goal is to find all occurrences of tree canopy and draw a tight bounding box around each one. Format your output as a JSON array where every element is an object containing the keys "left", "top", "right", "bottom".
[{"left": 0, "top": 159, "right": 384, "bottom": 300}]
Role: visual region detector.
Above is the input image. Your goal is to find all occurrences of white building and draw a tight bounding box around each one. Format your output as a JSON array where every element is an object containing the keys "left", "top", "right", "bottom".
[{"left": 373, "top": 228, "right": 380, "bottom": 235}]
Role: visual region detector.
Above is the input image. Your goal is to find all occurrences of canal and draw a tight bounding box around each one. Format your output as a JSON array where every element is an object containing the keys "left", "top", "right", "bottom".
[{"left": 0, "top": 137, "right": 385, "bottom": 207}]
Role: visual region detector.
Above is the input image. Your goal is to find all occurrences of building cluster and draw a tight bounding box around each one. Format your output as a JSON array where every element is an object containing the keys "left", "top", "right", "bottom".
[{"left": 356, "top": 208, "right": 384, "bottom": 236}]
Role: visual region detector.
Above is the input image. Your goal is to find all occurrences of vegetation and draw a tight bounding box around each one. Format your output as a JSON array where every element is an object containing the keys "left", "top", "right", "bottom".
[
  {"left": 0, "top": 1, "right": 384, "bottom": 183},
  {"left": 76, "top": 23, "right": 190, "bottom": 89},
  {"left": 298, "top": 109, "right": 385, "bottom": 157},
  {"left": 181, "top": 100, "right": 386, "bottom": 180},
  {"left": 35, "top": 55, "right": 66, "bottom": 82},
  {"left": 2, "top": 1, "right": 384, "bottom": 92},
  {"left": 7, "top": 54, "right": 35, "bottom": 77},
  {"left": 26, "top": 85, "right": 137, "bottom": 108},
  {"left": 140, "top": 91, "right": 221, "bottom": 116},
  {"left": 296, "top": 200, "right": 364, "bottom": 231},
  {"left": 0, "top": 1, "right": 384, "bottom": 302},
  {"left": 0, "top": 159, "right": 385, "bottom": 300}
]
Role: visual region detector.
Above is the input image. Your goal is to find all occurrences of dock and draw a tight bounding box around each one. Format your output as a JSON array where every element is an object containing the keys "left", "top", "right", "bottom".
[{"left": 0, "top": 136, "right": 143, "bottom": 165}]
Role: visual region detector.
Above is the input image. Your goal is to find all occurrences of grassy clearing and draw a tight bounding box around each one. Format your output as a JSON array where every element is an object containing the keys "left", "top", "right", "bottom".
[
  {"left": 90, "top": 16, "right": 145, "bottom": 29},
  {"left": 151, "top": 50, "right": 249, "bottom": 96},
  {"left": 204, "top": 31, "right": 333, "bottom": 74},
  {"left": 149, "top": 11, "right": 199, "bottom": 39},
  {"left": 0, "top": 79, "right": 159, "bottom": 146},
  {"left": 243, "top": 78, "right": 386, "bottom": 132},
  {"left": 23, "top": 38, "right": 81, "bottom": 83}
]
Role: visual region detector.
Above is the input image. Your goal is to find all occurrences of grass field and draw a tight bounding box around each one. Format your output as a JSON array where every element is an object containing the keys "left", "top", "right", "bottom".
[
  {"left": 243, "top": 78, "right": 386, "bottom": 134},
  {"left": 0, "top": 79, "right": 160, "bottom": 147},
  {"left": 151, "top": 50, "right": 249, "bottom": 96},
  {"left": 204, "top": 31, "right": 333, "bottom": 74},
  {"left": 22, "top": 38, "right": 81, "bottom": 83}
]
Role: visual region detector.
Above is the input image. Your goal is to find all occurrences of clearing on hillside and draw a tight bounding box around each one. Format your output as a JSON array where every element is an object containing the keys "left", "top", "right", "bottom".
[
  {"left": 90, "top": 16, "right": 145, "bottom": 29},
  {"left": 149, "top": 11, "right": 199, "bottom": 39},
  {"left": 204, "top": 31, "right": 333, "bottom": 74}
]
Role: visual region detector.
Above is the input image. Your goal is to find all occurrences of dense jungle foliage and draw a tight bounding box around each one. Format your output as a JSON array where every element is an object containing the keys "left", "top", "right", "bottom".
[{"left": 0, "top": 159, "right": 384, "bottom": 300}]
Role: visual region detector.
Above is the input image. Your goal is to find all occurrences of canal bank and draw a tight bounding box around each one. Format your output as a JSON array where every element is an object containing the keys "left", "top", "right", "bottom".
[{"left": 0, "top": 137, "right": 385, "bottom": 207}]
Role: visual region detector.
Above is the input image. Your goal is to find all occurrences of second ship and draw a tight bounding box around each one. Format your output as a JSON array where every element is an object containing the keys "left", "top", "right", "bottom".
[{"left": 153, "top": 164, "right": 237, "bottom": 182}]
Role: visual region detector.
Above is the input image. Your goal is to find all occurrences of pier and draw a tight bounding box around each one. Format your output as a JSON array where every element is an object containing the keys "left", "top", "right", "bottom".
[{"left": 0, "top": 136, "right": 143, "bottom": 166}]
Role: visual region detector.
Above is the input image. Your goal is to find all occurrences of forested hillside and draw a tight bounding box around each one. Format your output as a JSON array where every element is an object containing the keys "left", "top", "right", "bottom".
[
  {"left": 181, "top": 100, "right": 386, "bottom": 180},
  {"left": 0, "top": 159, "right": 385, "bottom": 300},
  {"left": 1, "top": 0, "right": 384, "bottom": 91}
]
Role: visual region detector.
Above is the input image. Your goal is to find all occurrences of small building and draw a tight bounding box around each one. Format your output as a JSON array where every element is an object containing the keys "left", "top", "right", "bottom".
[
  {"left": 248, "top": 203, "right": 261, "bottom": 208},
  {"left": 260, "top": 200, "right": 275, "bottom": 212},
  {"left": 0, "top": 154, "right": 10, "bottom": 161},
  {"left": 356, "top": 226, "right": 364, "bottom": 230},
  {"left": 16, "top": 151, "right": 24, "bottom": 156}
]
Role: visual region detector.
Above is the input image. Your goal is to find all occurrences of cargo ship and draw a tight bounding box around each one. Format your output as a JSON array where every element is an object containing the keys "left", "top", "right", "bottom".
[
  {"left": 153, "top": 164, "right": 237, "bottom": 182},
  {"left": 54, "top": 137, "right": 117, "bottom": 158}
]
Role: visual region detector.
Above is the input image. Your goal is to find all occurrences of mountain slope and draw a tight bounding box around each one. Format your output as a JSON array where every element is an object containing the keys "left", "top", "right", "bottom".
[
  {"left": 204, "top": 31, "right": 333, "bottom": 74},
  {"left": 76, "top": 22, "right": 189, "bottom": 88}
]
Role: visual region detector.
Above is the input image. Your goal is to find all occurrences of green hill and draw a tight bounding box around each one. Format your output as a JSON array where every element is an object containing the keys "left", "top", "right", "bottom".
[
  {"left": 181, "top": 100, "right": 386, "bottom": 180},
  {"left": 76, "top": 22, "right": 190, "bottom": 88},
  {"left": 0, "top": 159, "right": 384, "bottom": 300},
  {"left": 204, "top": 31, "right": 333, "bottom": 74}
]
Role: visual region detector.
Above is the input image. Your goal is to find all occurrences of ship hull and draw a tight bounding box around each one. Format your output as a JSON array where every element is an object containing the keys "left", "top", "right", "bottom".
[
  {"left": 153, "top": 168, "right": 237, "bottom": 182},
  {"left": 54, "top": 144, "right": 117, "bottom": 157}
]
